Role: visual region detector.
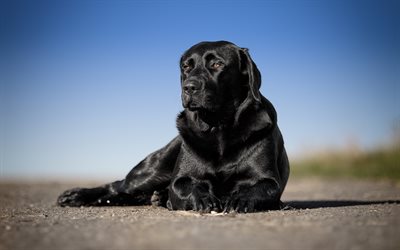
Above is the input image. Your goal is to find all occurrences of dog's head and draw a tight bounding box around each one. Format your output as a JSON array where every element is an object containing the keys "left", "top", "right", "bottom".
[{"left": 180, "top": 41, "right": 262, "bottom": 114}]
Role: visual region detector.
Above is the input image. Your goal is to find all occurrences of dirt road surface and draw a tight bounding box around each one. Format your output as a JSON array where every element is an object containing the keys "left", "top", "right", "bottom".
[{"left": 1, "top": 178, "right": 399, "bottom": 250}]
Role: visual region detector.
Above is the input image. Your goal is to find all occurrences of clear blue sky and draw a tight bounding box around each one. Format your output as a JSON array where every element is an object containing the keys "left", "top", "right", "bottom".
[{"left": 1, "top": 0, "right": 399, "bottom": 180}]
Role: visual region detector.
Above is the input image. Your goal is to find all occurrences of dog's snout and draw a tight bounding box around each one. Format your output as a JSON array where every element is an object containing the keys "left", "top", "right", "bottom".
[{"left": 183, "top": 82, "right": 201, "bottom": 95}]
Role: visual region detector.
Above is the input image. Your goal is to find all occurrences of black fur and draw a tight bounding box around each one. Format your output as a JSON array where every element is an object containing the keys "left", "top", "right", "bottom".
[{"left": 57, "top": 41, "right": 290, "bottom": 213}]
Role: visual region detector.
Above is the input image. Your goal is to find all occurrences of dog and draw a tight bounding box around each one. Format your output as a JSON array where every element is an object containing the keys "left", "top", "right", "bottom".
[{"left": 57, "top": 41, "right": 289, "bottom": 213}]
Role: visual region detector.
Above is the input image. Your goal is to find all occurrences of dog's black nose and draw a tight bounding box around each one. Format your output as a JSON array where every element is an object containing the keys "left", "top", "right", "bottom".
[{"left": 183, "top": 82, "right": 200, "bottom": 95}]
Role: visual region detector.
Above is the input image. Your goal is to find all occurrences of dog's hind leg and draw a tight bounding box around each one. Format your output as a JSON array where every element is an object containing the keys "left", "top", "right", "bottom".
[{"left": 57, "top": 136, "right": 182, "bottom": 207}]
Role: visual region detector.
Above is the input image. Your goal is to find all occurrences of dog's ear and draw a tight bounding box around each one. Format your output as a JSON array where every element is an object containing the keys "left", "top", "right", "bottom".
[{"left": 239, "top": 48, "right": 262, "bottom": 103}]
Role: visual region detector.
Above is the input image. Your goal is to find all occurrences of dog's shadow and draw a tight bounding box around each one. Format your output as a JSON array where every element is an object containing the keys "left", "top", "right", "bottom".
[{"left": 284, "top": 200, "right": 400, "bottom": 210}]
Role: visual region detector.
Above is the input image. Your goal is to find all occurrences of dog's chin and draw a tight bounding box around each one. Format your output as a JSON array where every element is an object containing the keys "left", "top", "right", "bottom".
[
  {"left": 187, "top": 106, "right": 202, "bottom": 112},
  {"left": 187, "top": 104, "right": 217, "bottom": 113}
]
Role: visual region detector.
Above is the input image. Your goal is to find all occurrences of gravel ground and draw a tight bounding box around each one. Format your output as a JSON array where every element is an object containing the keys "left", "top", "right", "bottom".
[{"left": 1, "top": 178, "right": 399, "bottom": 250}]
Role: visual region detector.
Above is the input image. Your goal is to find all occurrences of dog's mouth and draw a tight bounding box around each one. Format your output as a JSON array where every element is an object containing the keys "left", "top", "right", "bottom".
[
  {"left": 187, "top": 103, "right": 203, "bottom": 111},
  {"left": 184, "top": 96, "right": 205, "bottom": 111},
  {"left": 187, "top": 101, "right": 219, "bottom": 113},
  {"left": 183, "top": 93, "right": 220, "bottom": 113}
]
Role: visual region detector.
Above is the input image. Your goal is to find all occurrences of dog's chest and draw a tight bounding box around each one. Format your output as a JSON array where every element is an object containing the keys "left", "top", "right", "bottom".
[
  {"left": 212, "top": 129, "right": 226, "bottom": 157},
  {"left": 202, "top": 127, "right": 237, "bottom": 158}
]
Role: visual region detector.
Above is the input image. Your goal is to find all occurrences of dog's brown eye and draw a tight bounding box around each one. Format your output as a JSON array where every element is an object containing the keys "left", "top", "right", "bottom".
[
  {"left": 211, "top": 62, "right": 223, "bottom": 69},
  {"left": 182, "top": 64, "right": 191, "bottom": 71}
]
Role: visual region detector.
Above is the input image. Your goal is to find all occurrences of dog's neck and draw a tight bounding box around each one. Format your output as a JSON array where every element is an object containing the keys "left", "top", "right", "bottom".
[
  {"left": 193, "top": 92, "right": 249, "bottom": 131},
  {"left": 195, "top": 110, "right": 230, "bottom": 129},
  {"left": 177, "top": 93, "right": 276, "bottom": 159}
]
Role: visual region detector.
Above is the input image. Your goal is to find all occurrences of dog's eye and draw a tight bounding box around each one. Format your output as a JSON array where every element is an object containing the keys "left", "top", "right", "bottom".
[
  {"left": 182, "top": 64, "right": 191, "bottom": 71},
  {"left": 211, "top": 62, "right": 223, "bottom": 69}
]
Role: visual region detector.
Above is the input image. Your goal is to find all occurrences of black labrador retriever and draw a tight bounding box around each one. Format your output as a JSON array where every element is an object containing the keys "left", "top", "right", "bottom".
[{"left": 57, "top": 41, "right": 290, "bottom": 213}]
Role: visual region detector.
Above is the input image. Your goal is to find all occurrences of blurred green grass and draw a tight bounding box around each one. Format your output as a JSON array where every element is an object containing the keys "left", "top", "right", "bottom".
[{"left": 290, "top": 144, "right": 400, "bottom": 181}]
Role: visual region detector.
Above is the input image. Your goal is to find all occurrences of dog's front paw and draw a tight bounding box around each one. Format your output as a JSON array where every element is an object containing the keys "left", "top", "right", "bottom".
[
  {"left": 223, "top": 193, "right": 257, "bottom": 213},
  {"left": 190, "top": 191, "right": 221, "bottom": 213},
  {"left": 170, "top": 177, "right": 221, "bottom": 213},
  {"left": 224, "top": 180, "right": 282, "bottom": 213},
  {"left": 223, "top": 193, "right": 281, "bottom": 213}
]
